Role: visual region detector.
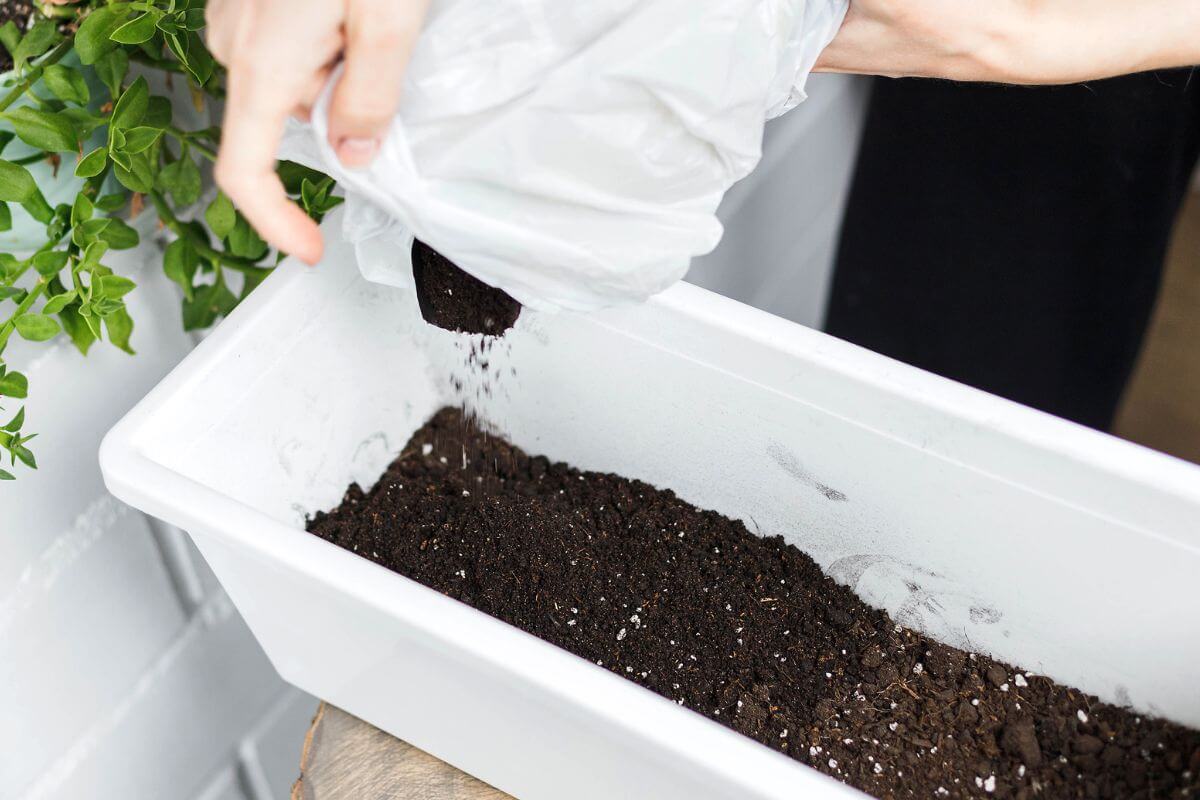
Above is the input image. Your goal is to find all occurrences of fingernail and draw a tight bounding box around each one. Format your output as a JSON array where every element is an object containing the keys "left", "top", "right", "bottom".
[{"left": 337, "top": 137, "right": 380, "bottom": 168}]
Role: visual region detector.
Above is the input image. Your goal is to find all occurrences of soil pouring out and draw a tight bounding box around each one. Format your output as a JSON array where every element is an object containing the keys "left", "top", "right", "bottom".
[
  {"left": 412, "top": 241, "right": 522, "bottom": 336},
  {"left": 308, "top": 407, "right": 1200, "bottom": 799}
]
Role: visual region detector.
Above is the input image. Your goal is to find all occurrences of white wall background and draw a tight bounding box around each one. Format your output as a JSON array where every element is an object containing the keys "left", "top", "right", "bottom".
[
  {"left": 1, "top": 239, "right": 315, "bottom": 800},
  {"left": 0, "top": 74, "right": 870, "bottom": 800}
]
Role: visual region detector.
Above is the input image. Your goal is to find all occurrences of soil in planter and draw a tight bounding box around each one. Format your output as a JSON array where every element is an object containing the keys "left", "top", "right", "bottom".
[
  {"left": 412, "top": 240, "right": 522, "bottom": 336},
  {"left": 308, "top": 407, "right": 1200, "bottom": 799}
]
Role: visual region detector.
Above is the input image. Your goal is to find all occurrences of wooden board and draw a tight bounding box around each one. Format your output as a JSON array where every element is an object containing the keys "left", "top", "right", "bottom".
[{"left": 292, "top": 703, "right": 512, "bottom": 800}]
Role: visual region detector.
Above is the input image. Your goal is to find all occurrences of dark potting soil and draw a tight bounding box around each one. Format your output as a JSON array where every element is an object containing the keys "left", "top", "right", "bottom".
[
  {"left": 412, "top": 240, "right": 522, "bottom": 336},
  {"left": 308, "top": 407, "right": 1200, "bottom": 799}
]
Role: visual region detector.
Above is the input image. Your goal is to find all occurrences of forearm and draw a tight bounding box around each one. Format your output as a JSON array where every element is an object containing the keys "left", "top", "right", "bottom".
[{"left": 815, "top": 0, "right": 1200, "bottom": 85}]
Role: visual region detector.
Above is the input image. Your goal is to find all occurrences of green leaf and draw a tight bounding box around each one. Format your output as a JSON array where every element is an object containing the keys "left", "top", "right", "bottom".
[
  {"left": 3, "top": 107, "right": 79, "bottom": 153},
  {"left": 15, "top": 314, "right": 60, "bottom": 342},
  {"left": 2, "top": 407, "right": 22, "bottom": 432},
  {"left": 14, "top": 444, "right": 36, "bottom": 469},
  {"left": 0, "top": 287, "right": 20, "bottom": 301},
  {"left": 108, "top": 145, "right": 132, "bottom": 172},
  {"left": 58, "top": 304, "right": 96, "bottom": 355},
  {"left": 99, "top": 218, "right": 140, "bottom": 250},
  {"left": 42, "top": 290, "right": 77, "bottom": 315},
  {"left": 72, "top": 193, "right": 94, "bottom": 226},
  {"left": 91, "top": 296, "right": 124, "bottom": 316},
  {"left": 0, "top": 158, "right": 54, "bottom": 223},
  {"left": 95, "top": 49, "right": 129, "bottom": 98},
  {"left": 81, "top": 240, "right": 109, "bottom": 268},
  {"left": 76, "top": 146, "right": 108, "bottom": 178},
  {"left": 180, "top": 32, "right": 215, "bottom": 85},
  {"left": 144, "top": 96, "right": 172, "bottom": 129},
  {"left": 32, "top": 250, "right": 68, "bottom": 277},
  {"left": 42, "top": 64, "right": 90, "bottom": 105},
  {"left": 228, "top": 215, "right": 268, "bottom": 260},
  {"left": 182, "top": 280, "right": 236, "bottom": 330},
  {"left": 12, "top": 20, "right": 59, "bottom": 72},
  {"left": 73, "top": 217, "right": 110, "bottom": 247},
  {"left": 94, "top": 192, "right": 127, "bottom": 213},
  {"left": 111, "top": 9, "right": 164, "bottom": 45},
  {"left": 0, "top": 159, "right": 39, "bottom": 203},
  {"left": 205, "top": 192, "right": 235, "bottom": 240},
  {"left": 171, "top": 155, "right": 201, "bottom": 206},
  {"left": 0, "top": 370, "right": 27, "bottom": 397},
  {"left": 0, "top": 21, "right": 20, "bottom": 56},
  {"left": 111, "top": 76, "right": 149, "bottom": 131},
  {"left": 82, "top": 309, "right": 102, "bottom": 339},
  {"left": 104, "top": 306, "right": 135, "bottom": 354},
  {"left": 97, "top": 274, "right": 136, "bottom": 299},
  {"left": 122, "top": 126, "right": 161, "bottom": 154},
  {"left": 0, "top": 201, "right": 10, "bottom": 233},
  {"left": 113, "top": 152, "right": 154, "bottom": 193},
  {"left": 163, "top": 237, "right": 198, "bottom": 300},
  {"left": 182, "top": 8, "right": 206, "bottom": 30},
  {"left": 0, "top": 468, "right": 13, "bottom": 480},
  {"left": 76, "top": 4, "right": 133, "bottom": 64},
  {"left": 278, "top": 160, "right": 327, "bottom": 195},
  {"left": 60, "top": 108, "right": 107, "bottom": 139}
]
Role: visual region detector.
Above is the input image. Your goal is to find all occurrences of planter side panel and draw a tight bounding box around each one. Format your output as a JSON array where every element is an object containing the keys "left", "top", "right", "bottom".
[{"left": 185, "top": 526, "right": 857, "bottom": 800}]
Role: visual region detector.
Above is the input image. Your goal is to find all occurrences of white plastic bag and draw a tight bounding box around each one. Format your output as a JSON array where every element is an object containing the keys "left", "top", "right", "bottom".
[{"left": 279, "top": 0, "right": 847, "bottom": 312}]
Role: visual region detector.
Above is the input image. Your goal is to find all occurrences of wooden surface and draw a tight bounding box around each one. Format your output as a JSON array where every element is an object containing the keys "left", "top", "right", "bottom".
[
  {"left": 292, "top": 703, "right": 511, "bottom": 800},
  {"left": 1115, "top": 190, "right": 1200, "bottom": 464}
]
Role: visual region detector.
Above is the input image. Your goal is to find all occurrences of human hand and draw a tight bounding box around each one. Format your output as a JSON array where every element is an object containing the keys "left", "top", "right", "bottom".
[
  {"left": 815, "top": 0, "right": 1200, "bottom": 85},
  {"left": 206, "top": 0, "right": 430, "bottom": 264}
]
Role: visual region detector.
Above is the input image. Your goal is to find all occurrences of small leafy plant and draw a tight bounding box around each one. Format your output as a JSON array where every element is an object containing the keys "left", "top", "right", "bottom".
[{"left": 0, "top": 0, "right": 341, "bottom": 480}]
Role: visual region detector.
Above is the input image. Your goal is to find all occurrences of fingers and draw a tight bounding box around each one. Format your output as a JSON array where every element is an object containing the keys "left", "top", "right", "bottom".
[
  {"left": 216, "top": 62, "right": 324, "bottom": 264},
  {"left": 291, "top": 64, "right": 334, "bottom": 123},
  {"left": 205, "top": 0, "right": 235, "bottom": 65},
  {"left": 327, "top": 0, "right": 429, "bottom": 167}
]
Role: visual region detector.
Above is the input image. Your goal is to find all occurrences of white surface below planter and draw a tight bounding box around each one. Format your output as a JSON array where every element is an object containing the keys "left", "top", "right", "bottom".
[{"left": 101, "top": 212, "right": 1200, "bottom": 800}]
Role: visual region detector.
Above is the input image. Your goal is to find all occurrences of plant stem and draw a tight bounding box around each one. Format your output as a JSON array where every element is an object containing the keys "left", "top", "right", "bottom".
[
  {"left": 165, "top": 126, "right": 217, "bottom": 161},
  {"left": 147, "top": 190, "right": 272, "bottom": 279},
  {"left": 0, "top": 38, "right": 74, "bottom": 114}
]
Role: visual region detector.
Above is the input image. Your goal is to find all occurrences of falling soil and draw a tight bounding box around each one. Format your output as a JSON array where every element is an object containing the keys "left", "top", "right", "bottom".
[
  {"left": 308, "top": 408, "right": 1200, "bottom": 799},
  {"left": 412, "top": 240, "right": 521, "bottom": 336}
]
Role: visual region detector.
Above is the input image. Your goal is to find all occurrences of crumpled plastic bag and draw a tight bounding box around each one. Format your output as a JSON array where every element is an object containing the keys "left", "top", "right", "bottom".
[{"left": 279, "top": 0, "right": 847, "bottom": 312}]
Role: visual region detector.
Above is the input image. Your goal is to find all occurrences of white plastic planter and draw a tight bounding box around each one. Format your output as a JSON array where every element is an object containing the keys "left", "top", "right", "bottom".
[{"left": 101, "top": 213, "right": 1200, "bottom": 800}]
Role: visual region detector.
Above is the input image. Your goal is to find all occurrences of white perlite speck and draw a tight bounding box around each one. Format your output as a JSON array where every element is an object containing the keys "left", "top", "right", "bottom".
[
  {"left": 984, "top": 775, "right": 996, "bottom": 793},
  {"left": 873, "top": 762, "right": 883, "bottom": 774},
  {"left": 421, "top": 443, "right": 433, "bottom": 455},
  {"left": 1014, "top": 673, "right": 1028, "bottom": 687},
  {"left": 1077, "top": 709, "right": 1089, "bottom": 724},
  {"left": 912, "top": 663, "right": 924, "bottom": 674},
  {"left": 616, "top": 627, "right": 627, "bottom": 641},
  {"left": 828, "top": 758, "right": 838, "bottom": 769}
]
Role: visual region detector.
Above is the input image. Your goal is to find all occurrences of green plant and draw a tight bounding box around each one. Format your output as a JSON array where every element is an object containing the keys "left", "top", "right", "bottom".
[{"left": 0, "top": 0, "right": 342, "bottom": 480}]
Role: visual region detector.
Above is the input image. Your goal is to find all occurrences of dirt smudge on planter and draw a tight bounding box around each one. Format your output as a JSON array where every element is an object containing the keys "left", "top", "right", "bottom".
[
  {"left": 767, "top": 442, "right": 847, "bottom": 501},
  {"left": 308, "top": 407, "right": 1200, "bottom": 799}
]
